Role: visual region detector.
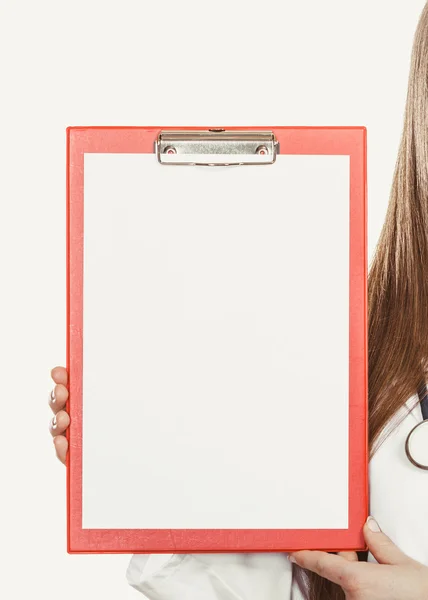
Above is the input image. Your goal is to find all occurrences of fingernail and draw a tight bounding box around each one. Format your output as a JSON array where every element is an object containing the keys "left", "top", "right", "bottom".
[
  {"left": 50, "top": 388, "right": 56, "bottom": 404},
  {"left": 288, "top": 555, "right": 297, "bottom": 563},
  {"left": 51, "top": 415, "right": 58, "bottom": 430},
  {"left": 366, "top": 516, "right": 381, "bottom": 532}
]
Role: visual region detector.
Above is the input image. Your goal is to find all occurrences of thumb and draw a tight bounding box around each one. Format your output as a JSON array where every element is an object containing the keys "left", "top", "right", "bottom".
[{"left": 364, "top": 516, "right": 412, "bottom": 565}]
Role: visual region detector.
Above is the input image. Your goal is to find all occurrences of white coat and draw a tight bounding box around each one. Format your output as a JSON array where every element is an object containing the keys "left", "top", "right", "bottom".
[{"left": 126, "top": 392, "right": 428, "bottom": 599}]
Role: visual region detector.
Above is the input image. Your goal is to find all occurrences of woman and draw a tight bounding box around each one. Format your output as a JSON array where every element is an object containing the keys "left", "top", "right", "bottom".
[{"left": 48, "top": 4, "right": 428, "bottom": 599}]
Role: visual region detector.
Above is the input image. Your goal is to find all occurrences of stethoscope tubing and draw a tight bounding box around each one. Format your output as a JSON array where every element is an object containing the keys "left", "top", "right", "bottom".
[{"left": 404, "top": 383, "right": 428, "bottom": 469}]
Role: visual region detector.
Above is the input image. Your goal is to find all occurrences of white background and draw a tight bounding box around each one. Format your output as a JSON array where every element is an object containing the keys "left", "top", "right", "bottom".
[{"left": 0, "top": 0, "right": 425, "bottom": 598}]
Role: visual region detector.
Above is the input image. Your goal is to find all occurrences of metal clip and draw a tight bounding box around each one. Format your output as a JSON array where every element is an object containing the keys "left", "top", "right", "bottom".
[{"left": 156, "top": 130, "right": 278, "bottom": 166}]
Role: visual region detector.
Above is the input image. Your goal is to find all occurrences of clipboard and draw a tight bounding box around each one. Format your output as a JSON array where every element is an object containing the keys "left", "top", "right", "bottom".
[{"left": 66, "top": 126, "right": 368, "bottom": 554}]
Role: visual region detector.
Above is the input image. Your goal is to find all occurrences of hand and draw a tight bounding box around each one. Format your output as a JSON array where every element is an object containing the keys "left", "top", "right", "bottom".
[
  {"left": 289, "top": 517, "right": 428, "bottom": 599},
  {"left": 48, "top": 366, "right": 69, "bottom": 465}
]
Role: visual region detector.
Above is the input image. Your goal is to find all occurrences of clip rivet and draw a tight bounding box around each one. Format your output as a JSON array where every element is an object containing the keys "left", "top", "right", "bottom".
[
  {"left": 164, "top": 146, "right": 177, "bottom": 155},
  {"left": 256, "top": 145, "right": 269, "bottom": 155}
]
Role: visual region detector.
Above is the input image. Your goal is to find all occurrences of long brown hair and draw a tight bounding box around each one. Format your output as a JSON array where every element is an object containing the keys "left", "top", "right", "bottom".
[{"left": 300, "top": 4, "right": 428, "bottom": 598}]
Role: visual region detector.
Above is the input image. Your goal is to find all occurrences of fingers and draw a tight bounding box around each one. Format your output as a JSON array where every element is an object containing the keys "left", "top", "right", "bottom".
[
  {"left": 51, "top": 366, "right": 68, "bottom": 386},
  {"left": 49, "top": 367, "right": 69, "bottom": 466},
  {"left": 364, "top": 516, "right": 412, "bottom": 566},
  {"left": 48, "top": 384, "right": 69, "bottom": 415},
  {"left": 49, "top": 410, "right": 70, "bottom": 437},
  {"left": 337, "top": 551, "right": 358, "bottom": 562},
  {"left": 289, "top": 551, "right": 357, "bottom": 588},
  {"left": 53, "top": 435, "right": 68, "bottom": 465}
]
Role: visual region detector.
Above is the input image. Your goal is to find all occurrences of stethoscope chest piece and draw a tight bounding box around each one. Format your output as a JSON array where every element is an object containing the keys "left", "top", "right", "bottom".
[{"left": 405, "top": 420, "right": 428, "bottom": 470}]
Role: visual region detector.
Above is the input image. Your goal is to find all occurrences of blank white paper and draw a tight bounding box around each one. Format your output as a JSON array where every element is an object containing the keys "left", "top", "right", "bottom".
[{"left": 82, "top": 153, "right": 350, "bottom": 529}]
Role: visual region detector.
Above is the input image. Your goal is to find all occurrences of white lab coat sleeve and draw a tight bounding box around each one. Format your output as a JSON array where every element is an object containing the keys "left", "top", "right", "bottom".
[{"left": 126, "top": 552, "right": 306, "bottom": 600}]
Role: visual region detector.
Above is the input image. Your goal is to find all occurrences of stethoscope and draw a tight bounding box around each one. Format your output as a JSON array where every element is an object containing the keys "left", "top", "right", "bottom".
[{"left": 405, "top": 383, "right": 428, "bottom": 470}]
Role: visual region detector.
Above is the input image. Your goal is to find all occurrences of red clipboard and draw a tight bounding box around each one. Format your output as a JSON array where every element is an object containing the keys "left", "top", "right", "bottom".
[{"left": 66, "top": 126, "right": 368, "bottom": 554}]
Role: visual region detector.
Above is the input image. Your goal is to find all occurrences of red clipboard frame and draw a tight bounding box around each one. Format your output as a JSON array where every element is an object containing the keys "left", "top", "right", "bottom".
[{"left": 66, "top": 126, "right": 368, "bottom": 554}]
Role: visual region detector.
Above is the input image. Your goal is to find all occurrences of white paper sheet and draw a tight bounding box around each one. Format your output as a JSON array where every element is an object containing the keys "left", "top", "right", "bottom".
[{"left": 82, "top": 153, "right": 350, "bottom": 529}]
